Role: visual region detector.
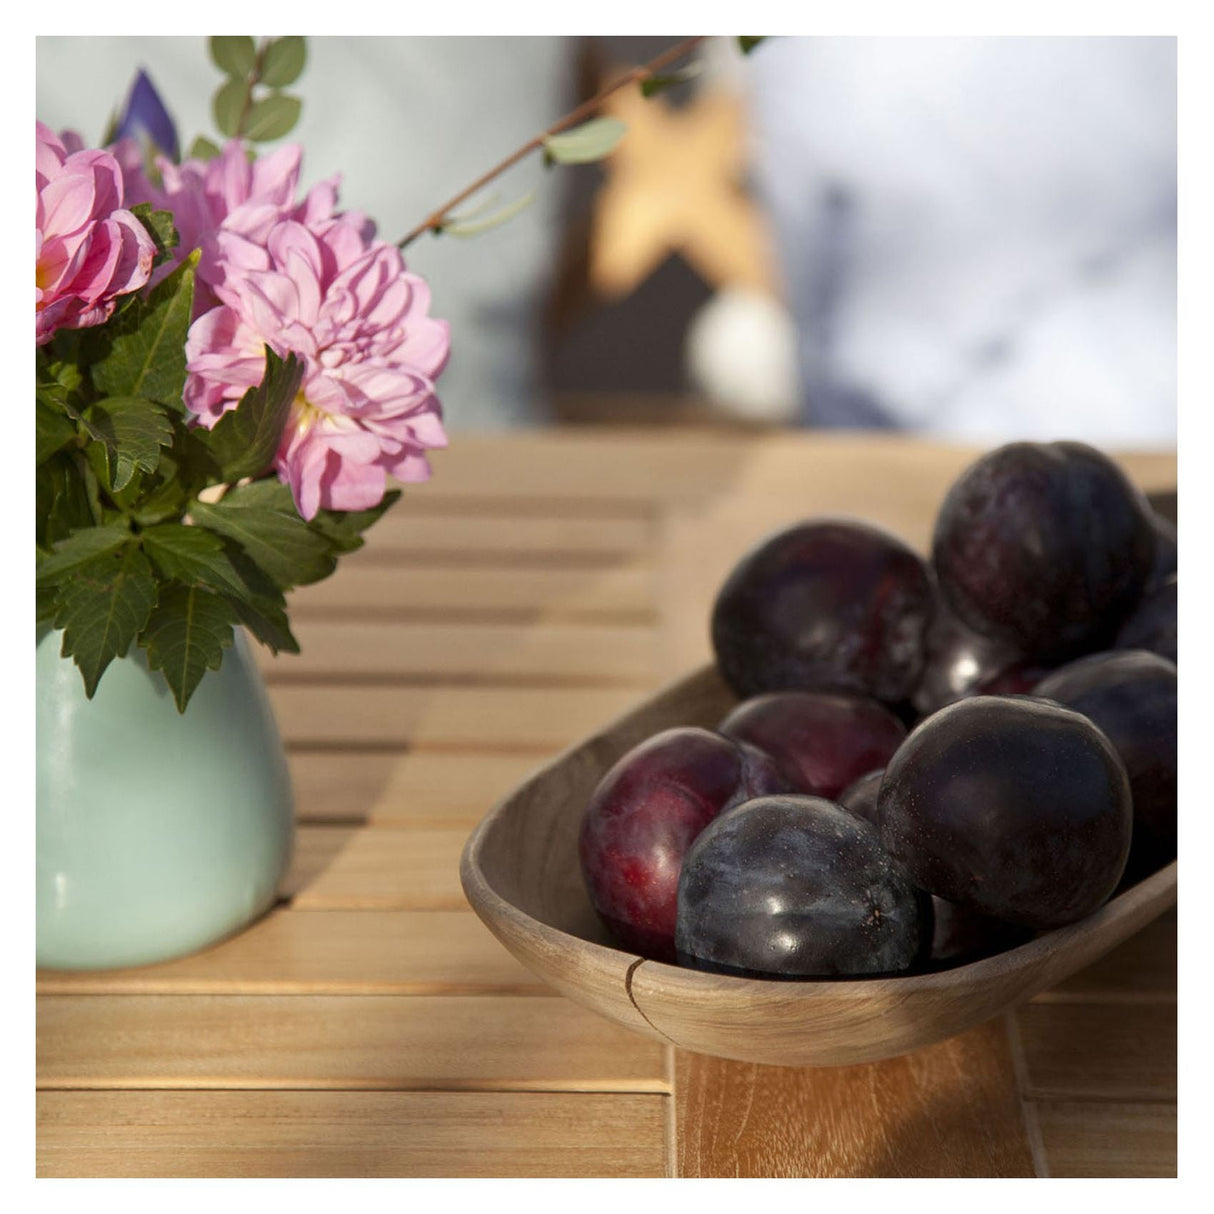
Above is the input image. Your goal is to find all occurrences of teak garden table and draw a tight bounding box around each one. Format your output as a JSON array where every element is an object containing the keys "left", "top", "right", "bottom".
[{"left": 36, "top": 430, "right": 1178, "bottom": 1178}]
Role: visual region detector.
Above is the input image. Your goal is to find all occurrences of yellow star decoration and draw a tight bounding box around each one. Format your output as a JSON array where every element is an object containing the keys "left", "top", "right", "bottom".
[{"left": 588, "top": 80, "right": 778, "bottom": 301}]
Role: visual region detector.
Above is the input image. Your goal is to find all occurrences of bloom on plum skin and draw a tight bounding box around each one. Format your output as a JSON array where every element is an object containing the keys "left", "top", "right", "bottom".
[
  {"left": 184, "top": 216, "right": 450, "bottom": 521},
  {"left": 36, "top": 122, "right": 156, "bottom": 345}
]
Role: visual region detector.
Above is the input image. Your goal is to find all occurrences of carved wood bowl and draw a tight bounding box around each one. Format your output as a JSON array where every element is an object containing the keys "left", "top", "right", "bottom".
[{"left": 460, "top": 661, "right": 1177, "bottom": 1068}]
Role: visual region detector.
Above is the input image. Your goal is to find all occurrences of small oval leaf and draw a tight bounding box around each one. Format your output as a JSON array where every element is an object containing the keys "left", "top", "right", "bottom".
[
  {"left": 187, "top": 134, "right": 223, "bottom": 162},
  {"left": 542, "top": 116, "right": 627, "bottom": 165},
  {"left": 213, "top": 77, "right": 247, "bottom": 138},
  {"left": 243, "top": 93, "right": 302, "bottom": 142},
  {"left": 209, "top": 36, "right": 257, "bottom": 78},
  {"left": 261, "top": 36, "right": 307, "bottom": 87},
  {"left": 440, "top": 192, "right": 535, "bottom": 238}
]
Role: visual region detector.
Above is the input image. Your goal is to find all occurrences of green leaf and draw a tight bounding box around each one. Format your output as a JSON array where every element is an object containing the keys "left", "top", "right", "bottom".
[
  {"left": 440, "top": 193, "right": 535, "bottom": 238},
  {"left": 187, "top": 134, "right": 223, "bottom": 162},
  {"left": 243, "top": 92, "right": 302, "bottom": 141},
  {"left": 226, "top": 591, "right": 298, "bottom": 655},
  {"left": 197, "top": 348, "right": 303, "bottom": 481},
  {"left": 210, "top": 36, "right": 257, "bottom": 79},
  {"left": 53, "top": 544, "right": 157, "bottom": 698},
  {"left": 308, "top": 489, "right": 401, "bottom": 555},
  {"left": 189, "top": 478, "right": 336, "bottom": 590},
  {"left": 640, "top": 64, "right": 702, "bottom": 97},
  {"left": 140, "top": 583, "right": 236, "bottom": 712},
  {"left": 37, "top": 451, "right": 99, "bottom": 549},
  {"left": 128, "top": 203, "right": 180, "bottom": 267},
  {"left": 260, "top": 36, "right": 307, "bottom": 87},
  {"left": 542, "top": 117, "right": 627, "bottom": 165},
  {"left": 90, "top": 251, "right": 198, "bottom": 410},
  {"left": 83, "top": 396, "right": 174, "bottom": 493},
  {"left": 213, "top": 77, "right": 248, "bottom": 138},
  {"left": 36, "top": 397, "right": 79, "bottom": 464},
  {"left": 37, "top": 518, "right": 133, "bottom": 585},
  {"left": 738, "top": 37, "right": 767, "bottom": 54}
]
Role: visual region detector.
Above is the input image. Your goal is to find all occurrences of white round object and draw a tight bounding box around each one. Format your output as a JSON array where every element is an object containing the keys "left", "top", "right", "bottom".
[{"left": 685, "top": 287, "right": 801, "bottom": 424}]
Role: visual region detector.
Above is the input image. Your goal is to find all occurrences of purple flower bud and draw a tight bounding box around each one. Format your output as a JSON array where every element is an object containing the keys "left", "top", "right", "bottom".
[{"left": 113, "top": 69, "right": 179, "bottom": 162}]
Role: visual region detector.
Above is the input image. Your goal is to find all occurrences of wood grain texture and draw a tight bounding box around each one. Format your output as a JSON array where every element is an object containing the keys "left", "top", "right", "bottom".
[
  {"left": 288, "top": 750, "right": 547, "bottom": 825},
  {"left": 36, "top": 909, "right": 546, "bottom": 996},
  {"left": 289, "top": 560, "right": 657, "bottom": 622},
  {"left": 37, "top": 994, "right": 669, "bottom": 1091},
  {"left": 289, "top": 827, "right": 469, "bottom": 910},
  {"left": 37, "top": 1089, "right": 669, "bottom": 1178},
  {"left": 674, "top": 1018, "right": 1034, "bottom": 1177},
  {"left": 1033, "top": 1101, "right": 1177, "bottom": 1177},
  {"left": 258, "top": 620, "right": 660, "bottom": 686},
  {"left": 269, "top": 684, "right": 643, "bottom": 749},
  {"left": 1015, "top": 1001, "right": 1177, "bottom": 1101}
]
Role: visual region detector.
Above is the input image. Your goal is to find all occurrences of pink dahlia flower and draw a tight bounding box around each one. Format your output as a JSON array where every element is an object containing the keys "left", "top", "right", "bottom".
[
  {"left": 115, "top": 138, "right": 356, "bottom": 312},
  {"left": 36, "top": 122, "right": 157, "bottom": 345},
  {"left": 185, "top": 217, "right": 450, "bottom": 520}
]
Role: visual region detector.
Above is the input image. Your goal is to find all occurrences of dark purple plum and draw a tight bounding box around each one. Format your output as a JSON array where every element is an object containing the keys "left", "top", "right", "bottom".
[
  {"left": 1034, "top": 650, "right": 1177, "bottom": 883},
  {"left": 913, "top": 600, "right": 1050, "bottom": 716},
  {"left": 1115, "top": 577, "right": 1177, "bottom": 666},
  {"left": 932, "top": 442, "right": 1155, "bottom": 660},
  {"left": 1146, "top": 511, "right": 1178, "bottom": 590},
  {"left": 579, "top": 726, "right": 788, "bottom": 962},
  {"left": 711, "top": 518, "right": 935, "bottom": 703},
  {"left": 836, "top": 767, "right": 1035, "bottom": 966},
  {"left": 926, "top": 900, "right": 1034, "bottom": 968},
  {"left": 675, "top": 795, "right": 928, "bottom": 978},
  {"left": 878, "top": 696, "right": 1132, "bottom": 929},
  {"left": 837, "top": 768, "right": 884, "bottom": 827},
  {"left": 718, "top": 690, "right": 906, "bottom": 801}
]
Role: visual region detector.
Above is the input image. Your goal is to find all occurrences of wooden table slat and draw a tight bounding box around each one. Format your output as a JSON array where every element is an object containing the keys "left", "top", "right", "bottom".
[
  {"left": 259, "top": 620, "right": 660, "bottom": 686},
  {"left": 674, "top": 1017, "right": 1034, "bottom": 1178},
  {"left": 37, "top": 995, "right": 670, "bottom": 1092},
  {"left": 269, "top": 684, "right": 644, "bottom": 749},
  {"left": 37, "top": 1090, "right": 669, "bottom": 1178},
  {"left": 1032, "top": 1100, "right": 1178, "bottom": 1178},
  {"left": 287, "top": 750, "right": 546, "bottom": 825},
  {"left": 37, "top": 908, "right": 547, "bottom": 996}
]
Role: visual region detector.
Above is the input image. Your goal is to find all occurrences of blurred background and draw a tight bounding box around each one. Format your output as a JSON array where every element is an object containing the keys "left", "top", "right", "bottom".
[{"left": 36, "top": 35, "right": 1177, "bottom": 446}]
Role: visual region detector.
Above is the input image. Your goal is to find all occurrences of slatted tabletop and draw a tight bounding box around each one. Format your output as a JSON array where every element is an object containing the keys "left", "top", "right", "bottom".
[{"left": 36, "top": 430, "right": 1178, "bottom": 1178}]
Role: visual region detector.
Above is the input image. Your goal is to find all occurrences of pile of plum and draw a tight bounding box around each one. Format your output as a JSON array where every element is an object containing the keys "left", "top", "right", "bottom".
[{"left": 579, "top": 441, "right": 1177, "bottom": 978}]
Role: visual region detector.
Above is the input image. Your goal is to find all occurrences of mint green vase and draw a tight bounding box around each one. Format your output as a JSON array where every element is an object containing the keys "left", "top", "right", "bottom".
[{"left": 36, "top": 628, "right": 294, "bottom": 970}]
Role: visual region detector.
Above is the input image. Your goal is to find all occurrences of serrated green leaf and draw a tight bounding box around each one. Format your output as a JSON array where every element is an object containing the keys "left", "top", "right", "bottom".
[
  {"left": 261, "top": 36, "right": 307, "bottom": 87},
  {"left": 197, "top": 348, "right": 303, "bottom": 481},
  {"left": 140, "top": 583, "right": 235, "bottom": 712},
  {"left": 128, "top": 203, "right": 180, "bottom": 267},
  {"left": 37, "top": 518, "right": 133, "bottom": 585},
  {"left": 738, "top": 37, "right": 767, "bottom": 54},
  {"left": 53, "top": 544, "right": 157, "bottom": 698},
  {"left": 440, "top": 193, "right": 535, "bottom": 238},
  {"left": 226, "top": 592, "right": 299, "bottom": 655},
  {"left": 90, "top": 252, "right": 198, "bottom": 410},
  {"left": 83, "top": 396, "right": 174, "bottom": 493},
  {"left": 36, "top": 397, "right": 79, "bottom": 464},
  {"left": 243, "top": 92, "right": 302, "bottom": 142},
  {"left": 187, "top": 134, "right": 223, "bottom": 162},
  {"left": 542, "top": 117, "right": 627, "bottom": 165},
  {"left": 213, "top": 77, "right": 248, "bottom": 138},
  {"left": 189, "top": 478, "right": 336, "bottom": 590},
  {"left": 308, "top": 489, "right": 401, "bottom": 555},
  {"left": 210, "top": 36, "right": 257, "bottom": 79}
]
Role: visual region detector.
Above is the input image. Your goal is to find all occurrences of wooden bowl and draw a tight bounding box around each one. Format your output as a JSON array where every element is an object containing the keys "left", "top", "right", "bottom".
[{"left": 461, "top": 662, "right": 1177, "bottom": 1067}]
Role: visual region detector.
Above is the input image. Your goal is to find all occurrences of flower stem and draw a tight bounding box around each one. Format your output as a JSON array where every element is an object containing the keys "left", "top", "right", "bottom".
[{"left": 396, "top": 35, "right": 709, "bottom": 250}]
